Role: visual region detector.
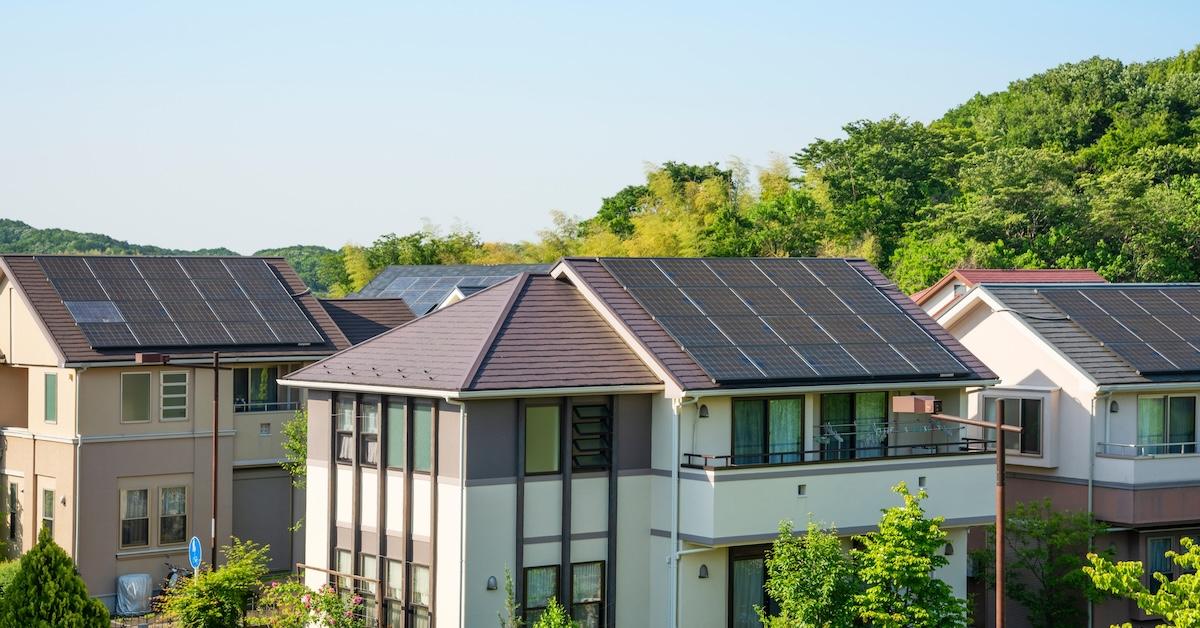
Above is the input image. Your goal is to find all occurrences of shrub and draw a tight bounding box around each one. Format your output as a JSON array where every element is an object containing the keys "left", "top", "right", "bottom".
[
  {"left": 0, "top": 526, "right": 109, "bottom": 627},
  {"left": 532, "top": 597, "right": 576, "bottom": 628},
  {"left": 0, "top": 560, "right": 20, "bottom": 593},
  {"left": 252, "top": 580, "right": 365, "bottom": 628},
  {"left": 158, "top": 537, "right": 269, "bottom": 627}
]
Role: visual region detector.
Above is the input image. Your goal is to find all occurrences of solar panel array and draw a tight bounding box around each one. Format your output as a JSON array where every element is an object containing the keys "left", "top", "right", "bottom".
[
  {"left": 355, "top": 264, "right": 552, "bottom": 315},
  {"left": 37, "top": 257, "right": 325, "bottom": 349},
  {"left": 1042, "top": 287, "right": 1200, "bottom": 374},
  {"left": 599, "top": 258, "right": 971, "bottom": 383}
]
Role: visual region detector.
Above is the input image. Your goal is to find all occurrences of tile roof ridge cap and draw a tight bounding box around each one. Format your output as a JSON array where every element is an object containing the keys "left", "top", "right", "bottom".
[{"left": 461, "top": 272, "right": 530, "bottom": 390}]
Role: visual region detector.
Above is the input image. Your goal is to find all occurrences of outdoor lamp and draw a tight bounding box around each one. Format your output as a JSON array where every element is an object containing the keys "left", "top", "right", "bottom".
[
  {"left": 487, "top": 576, "right": 498, "bottom": 590},
  {"left": 698, "top": 404, "right": 709, "bottom": 418},
  {"left": 698, "top": 565, "right": 709, "bottom": 579},
  {"left": 1110, "top": 400, "right": 1119, "bottom": 414}
]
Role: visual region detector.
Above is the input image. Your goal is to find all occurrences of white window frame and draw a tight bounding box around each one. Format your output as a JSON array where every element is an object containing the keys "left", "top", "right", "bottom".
[
  {"left": 120, "top": 372, "right": 152, "bottom": 424},
  {"left": 160, "top": 371, "right": 189, "bottom": 422},
  {"left": 120, "top": 488, "right": 150, "bottom": 549}
]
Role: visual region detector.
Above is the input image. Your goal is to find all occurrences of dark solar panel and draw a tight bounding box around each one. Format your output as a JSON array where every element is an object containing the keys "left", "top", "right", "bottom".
[
  {"left": 65, "top": 301, "right": 124, "bottom": 323},
  {"left": 801, "top": 259, "right": 865, "bottom": 285},
  {"left": 1157, "top": 316, "right": 1200, "bottom": 341},
  {"left": 161, "top": 300, "right": 219, "bottom": 322},
  {"left": 86, "top": 257, "right": 142, "bottom": 278},
  {"left": 116, "top": 301, "right": 172, "bottom": 322},
  {"left": 177, "top": 321, "right": 235, "bottom": 345},
  {"left": 710, "top": 317, "right": 783, "bottom": 346},
  {"left": 132, "top": 258, "right": 188, "bottom": 278},
  {"left": 39, "top": 256, "right": 92, "bottom": 278},
  {"left": 267, "top": 320, "right": 324, "bottom": 344},
  {"left": 752, "top": 258, "right": 818, "bottom": 286},
  {"left": 741, "top": 345, "right": 817, "bottom": 379},
  {"left": 225, "top": 320, "right": 278, "bottom": 344},
  {"left": 193, "top": 278, "right": 245, "bottom": 300},
  {"left": 834, "top": 286, "right": 898, "bottom": 314},
  {"left": 127, "top": 322, "right": 187, "bottom": 346},
  {"left": 891, "top": 343, "right": 971, "bottom": 375},
  {"left": 733, "top": 287, "right": 801, "bottom": 316},
  {"left": 1069, "top": 316, "right": 1140, "bottom": 344},
  {"left": 656, "top": 316, "right": 731, "bottom": 346},
  {"left": 706, "top": 259, "right": 774, "bottom": 286},
  {"left": 179, "top": 258, "right": 232, "bottom": 278},
  {"left": 51, "top": 278, "right": 109, "bottom": 301},
  {"left": 791, "top": 345, "right": 867, "bottom": 377},
  {"left": 1162, "top": 289, "right": 1200, "bottom": 312},
  {"left": 1146, "top": 342, "right": 1200, "bottom": 371},
  {"left": 78, "top": 322, "right": 138, "bottom": 347},
  {"left": 1041, "top": 290, "right": 1107, "bottom": 317},
  {"left": 601, "top": 259, "right": 672, "bottom": 287},
  {"left": 861, "top": 314, "right": 933, "bottom": 343},
  {"left": 1118, "top": 316, "right": 1180, "bottom": 342},
  {"left": 762, "top": 316, "right": 832, "bottom": 344},
  {"left": 813, "top": 316, "right": 881, "bottom": 344},
  {"left": 146, "top": 278, "right": 203, "bottom": 300},
  {"left": 781, "top": 286, "right": 850, "bottom": 314},
  {"left": 844, "top": 344, "right": 917, "bottom": 376},
  {"left": 629, "top": 288, "right": 699, "bottom": 317},
  {"left": 1086, "top": 291, "right": 1147, "bottom": 316},
  {"left": 687, "top": 346, "right": 763, "bottom": 381},
  {"left": 682, "top": 287, "right": 753, "bottom": 316},
  {"left": 99, "top": 278, "right": 156, "bottom": 301},
  {"left": 1127, "top": 290, "right": 1189, "bottom": 315},
  {"left": 1104, "top": 342, "right": 1177, "bottom": 374},
  {"left": 251, "top": 299, "right": 310, "bottom": 321},
  {"left": 655, "top": 259, "right": 722, "bottom": 287},
  {"left": 223, "top": 258, "right": 278, "bottom": 282}
]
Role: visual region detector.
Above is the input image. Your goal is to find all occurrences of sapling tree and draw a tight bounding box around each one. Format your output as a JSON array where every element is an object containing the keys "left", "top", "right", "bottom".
[
  {"left": 0, "top": 526, "right": 109, "bottom": 627},
  {"left": 1085, "top": 536, "right": 1200, "bottom": 627},
  {"left": 759, "top": 519, "right": 860, "bottom": 627}
]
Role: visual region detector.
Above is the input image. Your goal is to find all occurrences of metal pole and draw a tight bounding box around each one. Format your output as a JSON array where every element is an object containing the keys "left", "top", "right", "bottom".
[
  {"left": 995, "top": 400, "right": 1006, "bottom": 628},
  {"left": 211, "top": 350, "right": 220, "bottom": 569}
]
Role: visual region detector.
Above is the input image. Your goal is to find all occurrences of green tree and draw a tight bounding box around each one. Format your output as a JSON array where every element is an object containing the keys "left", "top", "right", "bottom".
[
  {"left": 281, "top": 408, "right": 308, "bottom": 488},
  {"left": 851, "top": 482, "right": 967, "bottom": 628},
  {"left": 971, "top": 499, "right": 1108, "bottom": 628},
  {"left": 532, "top": 597, "right": 576, "bottom": 628},
  {"left": 0, "top": 526, "right": 109, "bottom": 627},
  {"left": 158, "top": 538, "right": 270, "bottom": 627},
  {"left": 1085, "top": 536, "right": 1200, "bottom": 627},
  {"left": 253, "top": 245, "right": 338, "bottom": 294},
  {"left": 759, "top": 519, "right": 860, "bottom": 628},
  {"left": 498, "top": 568, "right": 524, "bottom": 628}
]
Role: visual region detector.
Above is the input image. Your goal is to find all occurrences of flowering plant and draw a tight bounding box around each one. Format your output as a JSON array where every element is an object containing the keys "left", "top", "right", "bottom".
[{"left": 256, "top": 580, "right": 366, "bottom": 628}]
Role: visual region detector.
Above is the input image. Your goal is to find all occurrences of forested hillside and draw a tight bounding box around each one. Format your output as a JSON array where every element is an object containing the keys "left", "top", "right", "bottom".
[
  {"left": 0, "top": 219, "right": 238, "bottom": 257},
  {"left": 317, "top": 44, "right": 1200, "bottom": 295},
  {"left": 11, "top": 45, "right": 1200, "bottom": 296}
]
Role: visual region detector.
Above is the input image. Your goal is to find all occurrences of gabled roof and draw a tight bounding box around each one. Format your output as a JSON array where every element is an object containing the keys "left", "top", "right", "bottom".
[
  {"left": 559, "top": 257, "right": 995, "bottom": 389},
  {"left": 913, "top": 268, "right": 1106, "bottom": 312},
  {"left": 975, "top": 284, "right": 1200, "bottom": 385},
  {"left": 319, "top": 298, "right": 415, "bottom": 344},
  {"left": 351, "top": 264, "right": 552, "bottom": 315},
  {"left": 286, "top": 273, "right": 661, "bottom": 392},
  {"left": 0, "top": 254, "right": 351, "bottom": 365}
]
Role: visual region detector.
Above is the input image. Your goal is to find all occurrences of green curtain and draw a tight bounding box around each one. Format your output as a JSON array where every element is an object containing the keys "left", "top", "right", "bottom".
[
  {"left": 733, "top": 400, "right": 765, "bottom": 465},
  {"left": 1138, "top": 397, "right": 1166, "bottom": 451},
  {"left": 768, "top": 399, "right": 802, "bottom": 463},
  {"left": 855, "top": 392, "right": 887, "bottom": 458}
]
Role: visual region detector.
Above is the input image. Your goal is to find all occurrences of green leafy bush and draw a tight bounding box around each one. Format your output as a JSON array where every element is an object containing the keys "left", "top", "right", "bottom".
[
  {"left": 0, "top": 526, "right": 109, "bottom": 627},
  {"left": 250, "top": 580, "right": 366, "bottom": 628},
  {"left": 532, "top": 597, "right": 576, "bottom": 628},
  {"left": 0, "top": 560, "right": 20, "bottom": 593},
  {"left": 158, "top": 537, "right": 269, "bottom": 627}
]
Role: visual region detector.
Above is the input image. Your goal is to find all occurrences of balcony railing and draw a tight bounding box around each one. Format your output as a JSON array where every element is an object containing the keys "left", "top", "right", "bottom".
[
  {"left": 1096, "top": 441, "right": 1199, "bottom": 458},
  {"left": 683, "top": 438, "right": 994, "bottom": 469},
  {"left": 234, "top": 400, "right": 300, "bottom": 414}
]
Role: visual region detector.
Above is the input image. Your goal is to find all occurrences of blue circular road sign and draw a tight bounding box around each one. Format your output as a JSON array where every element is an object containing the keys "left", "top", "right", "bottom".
[{"left": 188, "top": 536, "right": 202, "bottom": 571}]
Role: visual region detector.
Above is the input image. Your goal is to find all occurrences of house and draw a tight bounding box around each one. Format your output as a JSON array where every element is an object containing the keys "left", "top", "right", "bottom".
[
  {"left": 282, "top": 257, "right": 1000, "bottom": 628},
  {"left": 0, "top": 254, "right": 408, "bottom": 610},
  {"left": 912, "top": 268, "right": 1106, "bottom": 318},
  {"left": 932, "top": 278, "right": 1200, "bottom": 627},
  {"left": 350, "top": 264, "right": 552, "bottom": 315}
]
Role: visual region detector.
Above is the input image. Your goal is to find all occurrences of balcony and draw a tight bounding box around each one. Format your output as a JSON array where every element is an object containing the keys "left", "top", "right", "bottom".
[
  {"left": 1096, "top": 441, "right": 1198, "bottom": 458},
  {"left": 234, "top": 400, "right": 300, "bottom": 414}
]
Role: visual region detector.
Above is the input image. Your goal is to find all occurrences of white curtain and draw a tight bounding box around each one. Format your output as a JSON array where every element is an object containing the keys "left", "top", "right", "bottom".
[
  {"left": 855, "top": 392, "right": 887, "bottom": 458},
  {"left": 731, "top": 558, "right": 764, "bottom": 628}
]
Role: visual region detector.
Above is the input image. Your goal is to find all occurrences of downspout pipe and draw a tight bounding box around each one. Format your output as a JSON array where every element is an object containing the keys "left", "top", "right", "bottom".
[
  {"left": 669, "top": 396, "right": 699, "bottom": 628},
  {"left": 74, "top": 366, "right": 86, "bottom": 559},
  {"left": 1087, "top": 392, "right": 1108, "bottom": 628}
]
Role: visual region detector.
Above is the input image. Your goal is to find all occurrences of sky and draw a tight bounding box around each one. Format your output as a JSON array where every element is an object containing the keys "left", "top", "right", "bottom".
[{"left": 2, "top": 2, "right": 1200, "bottom": 254}]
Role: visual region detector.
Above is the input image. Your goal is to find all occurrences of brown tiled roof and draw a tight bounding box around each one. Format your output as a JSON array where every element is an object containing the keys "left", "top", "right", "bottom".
[
  {"left": 913, "top": 268, "right": 1107, "bottom": 311},
  {"left": 319, "top": 298, "right": 414, "bottom": 345},
  {"left": 0, "top": 255, "right": 351, "bottom": 365},
  {"left": 286, "top": 274, "right": 661, "bottom": 392}
]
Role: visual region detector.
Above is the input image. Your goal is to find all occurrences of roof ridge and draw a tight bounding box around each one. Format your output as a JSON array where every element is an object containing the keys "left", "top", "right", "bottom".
[{"left": 461, "top": 273, "right": 530, "bottom": 389}]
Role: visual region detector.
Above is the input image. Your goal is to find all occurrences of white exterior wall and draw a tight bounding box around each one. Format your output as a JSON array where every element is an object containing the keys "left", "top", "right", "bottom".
[
  {"left": 304, "top": 462, "right": 330, "bottom": 590},
  {"left": 435, "top": 478, "right": 462, "bottom": 627}
]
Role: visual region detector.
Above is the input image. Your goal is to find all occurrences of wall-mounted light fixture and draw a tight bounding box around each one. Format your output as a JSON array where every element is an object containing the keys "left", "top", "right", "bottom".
[
  {"left": 1110, "top": 400, "right": 1119, "bottom": 414},
  {"left": 944, "top": 543, "right": 954, "bottom": 556},
  {"left": 698, "top": 565, "right": 709, "bottom": 579},
  {"left": 698, "top": 404, "right": 709, "bottom": 418},
  {"left": 486, "top": 576, "right": 498, "bottom": 591}
]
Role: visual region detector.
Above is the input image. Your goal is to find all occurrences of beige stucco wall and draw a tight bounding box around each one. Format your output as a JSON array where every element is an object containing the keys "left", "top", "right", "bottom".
[
  {"left": 0, "top": 279, "right": 61, "bottom": 367},
  {"left": 0, "top": 366, "right": 28, "bottom": 427},
  {"left": 0, "top": 435, "right": 76, "bottom": 555}
]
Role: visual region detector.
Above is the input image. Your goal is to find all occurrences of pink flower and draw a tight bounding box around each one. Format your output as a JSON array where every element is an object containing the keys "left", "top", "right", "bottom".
[
  {"left": 352, "top": 595, "right": 363, "bottom": 605},
  {"left": 344, "top": 610, "right": 353, "bottom": 617},
  {"left": 301, "top": 594, "right": 312, "bottom": 607},
  {"left": 271, "top": 581, "right": 279, "bottom": 588}
]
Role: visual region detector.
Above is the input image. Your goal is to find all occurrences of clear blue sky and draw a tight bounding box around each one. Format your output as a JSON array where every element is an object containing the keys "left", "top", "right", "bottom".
[{"left": 2, "top": 2, "right": 1198, "bottom": 253}]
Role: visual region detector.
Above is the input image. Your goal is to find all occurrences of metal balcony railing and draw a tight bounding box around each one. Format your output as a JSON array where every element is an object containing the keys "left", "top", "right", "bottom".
[
  {"left": 683, "top": 437, "right": 995, "bottom": 469},
  {"left": 234, "top": 400, "right": 301, "bottom": 414},
  {"left": 1096, "top": 441, "right": 1199, "bottom": 458}
]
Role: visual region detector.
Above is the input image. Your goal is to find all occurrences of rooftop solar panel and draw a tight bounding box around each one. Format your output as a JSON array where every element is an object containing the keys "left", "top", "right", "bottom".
[
  {"left": 761, "top": 316, "right": 833, "bottom": 344},
  {"left": 1118, "top": 316, "right": 1181, "bottom": 342},
  {"left": 710, "top": 316, "right": 784, "bottom": 345},
  {"left": 1041, "top": 289, "right": 1108, "bottom": 317},
  {"left": 742, "top": 345, "right": 818, "bottom": 379},
  {"left": 813, "top": 316, "right": 881, "bottom": 344},
  {"left": 100, "top": 278, "right": 157, "bottom": 301},
  {"left": 706, "top": 259, "right": 774, "bottom": 286},
  {"left": 629, "top": 288, "right": 699, "bottom": 317},
  {"left": 860, "top": 314, "right": 933, "bottom": 343},
  {"left": 733, "top": 287, "right": 801, "bottom": 316},
  {"left": 128, "top": 322, "right": 187, "bottom": 346},
  {"left": 162, "top": 300, "right": 219, "bottom": 322},
  {"left": 833, "top": 286, "right": 898, "bottom": 314},
  {"left": 655, "top": 316, "right": 731, "bottom": 346},
  {"left": 1103, "top": 342, "right": 1177, "bottom": 373},
  {"left": 51, "top": 278, "right": 109, "bottom": 301},
  {"left": 843, "top": 344, "right": 917, "bottom": 376},
  {"left": 177, "top": 321, "right": 235, "bottom": 345},
  {"left": 682, "top": 287, "right": 754, "bottom": 316},
  {"left": 86, "top": 257, "right": 142, "bottom": 278},
  {"left": 133, "top": 258, "right": 188, "bottom": 278},
  {"left": 1087, "top": 291, "right": 1147, "bottom": 316},
  {"left": 39, "top": 256, "right": 92, "bottom": 278},
  {"left": 602, "top": 259, "right": 672, "bottom": 288},
  {"left": 890, "top": 343, "right": 971, "bottom": 375},
  {"left": 801, "top": 259, "right": 866, "bottom": 285},
  {"left": 791, "top": 345, "right": 868, "bottom": 377},
  {"left": 687, "top": 346, "right": 764, "bottom": 381},
  {"left": 752, "top": 258, "right": 819, "bottom": 286},
  {"left": 1068, "top": 316, "right": 1141, "bottom": 344},
  {"left": 179, "top": 258, "right": 232, "bottom": 278},
  {"left": 655, "top": 259, "right": 723, "bottom": 287},
  {"left": 78, "top": 322, "right": 138, "bottom": 347},
  {"left": 1156, "top": 315, "right": 1200, "bottom": 341},
  {"left": 146, "top": 278, "right": 203, "bottom": 300},
  {"left": 781, "top": 286, "right": 851, "bottom": 315},
  {"left": 116, "top": 301, "right": 172, "bottom": 322},
  {"left": 1145, "top": 341, "right": 1200, "bottom": 371},
  {"left": 65, "top": 301, "right": 124, "bottom": 323},
  {"left": 1129, "top": 290, "right": 1189, "bottom": 315}
]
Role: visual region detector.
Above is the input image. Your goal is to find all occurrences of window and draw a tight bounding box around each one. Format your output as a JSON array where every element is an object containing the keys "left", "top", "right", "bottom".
[
  {"left": 44, "top": 373, "right": 57, "bottom": 423},
  {"left": 1138, "top": 396, "right": 1197, "bottom": 455},
  {"left": 571, "top": 562, "right": 604, "bottom": 628},
  {"left": 160, "top": 372, "right": 188, "bottom": 421},
  {"left": 232, "top": 365, "right": 302, "bottom": 412},
  {"left": 733, "top": 398, "right": 803, "bottom": 465},
  {"left": 820, "top": 392, "right": 887, "bottom": 460},
  {"left": 360, "top": 554, "right": 378, "bottom": 609},
  {"left": 385, "top": 559, "right": 404, "bottom": 627},
  {"left": 525, "top": 404, "right": 560, "bottom": 474},
  {"left": 572, "top": 405, "right": 612, "bottom": 471},
  {"left": 413, "top": 401, "right": 433, "bottom": 473},
  {"left": 386, "top": 399, "right": 406, "bottom": 469},
  {"left": 121, "top": 489, "right": 149, "bottom": 548},
  {"left": 523, "top": 565, "right": 558, "bottom": 623},
  {"left": 730, "top": 548, "right": 779, "bottom": 628},
  {"left": 159, "top": 486, "right": 187, "bottom": 545},
  {"left": 40, "top": 489, "right": 53, "bottom": 535},
  {"left": 7, "top": 481, "right": 18, "bottom": 542},
  {"left": 360, "top": 400, "right": 379, "bottom": 466},
  {"left": 336, "top": 549, "right": 352, "bottom": 592},
  {"left": 259, "top": 422, "right": 271, "bottom": 436},
  {"left": 121, "top": 373, "right": 152, "bottom": 423},
  {"left": 411, "top": 564, "right": 431, "bottom": 627},
  {"left": 984, "top": 397, "right": 1043, "bottom": 455},
  {"left": 336, "top": 397, "right": 355, "bottom": 464}
]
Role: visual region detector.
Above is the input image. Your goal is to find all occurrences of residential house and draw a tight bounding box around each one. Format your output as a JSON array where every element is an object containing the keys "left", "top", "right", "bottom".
[
  {"left": 0, "top": 254, "right": 409, "bottom": 610},
  {"left": 912, "top": 268, "right": 1106, "bottom": 319},
  {"left": 350, "top": 264, "right": 552, "bottom": 315},
  {"left": 931, "top": 278, "right": 1200, "bottom": 627},
  {"left": 283, "top": 257, "right": 1000, "bottom": 628}
]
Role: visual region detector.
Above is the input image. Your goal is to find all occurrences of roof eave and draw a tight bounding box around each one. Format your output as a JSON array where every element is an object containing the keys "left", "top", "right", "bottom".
[
  {"left": 679, "top": 377, "right": 999, "bottom": 399},
  {"left": 279, "top": 377, "right": 664, "bottom": 400}
]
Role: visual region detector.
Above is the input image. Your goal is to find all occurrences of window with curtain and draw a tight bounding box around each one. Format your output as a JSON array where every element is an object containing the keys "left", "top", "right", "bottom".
[
  {"left": 819, "top": 392, "right": 889, "bottom": 460},
  {"left": 984, "top": 397, "right": 1043, "bottom": 455},
  {"left": 121, "top": 373, "right": 151, "bottom": 423},
  {"left": 336, "top": 397, "right": 355, "bottom": 464},
  {"left": 1138, "top": 396, "right": 1197, "bottom": 454},
  {"left": 160, "top": 372, "right": 188, "bottom": 420},
  {"left": 44, "top": 373, "right": 57, "bottom": 423},
  {"left": 385, "top": 559, "right": 404, "bottom": 628},
  {"left": 360, "top": 554, "right": 378, "bottom": 611},
  {"left": 360, "top": 400, "right": 379, "bottom": 465},
  {"left": 525, "top": 405, "right": 560, "bottom": 474},
  {"left": 523, "top": 565, "right": 558, "bottom": 624},
  {"left": 120, "top": 489, "right": 149, "bottom": 548},
  {"left": 413, "top": 402, "right": 433, "bottom": 473},
  {"left": 411, "top": 564, "right": 431, "bottom": 627},
  {"left": 571, "top": 562, "right": 604, "bottom": 628},
  {"left": 1170, "top": 397, "right": 1196, "bottom": 454},
  {"left": 733, "top": 398, "right": 803, "bottom": 465},
  {"left": 386, "top": 399, "right": 406, "bottom": 469},
  {"left": 731, "top": 557, "right": 767, "bottom": 628},
  {"left": 40, "top": 489, "right": 54, "bottom": 535},
  {"left": 159, "top": 486, "right": 187, "bottom": 545},
  {"left": 1147, "top": 536, "right": 1176, "bottom": 593},
  {"left": 336, "top": 549, "right": 352, "bottom": 592}
]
